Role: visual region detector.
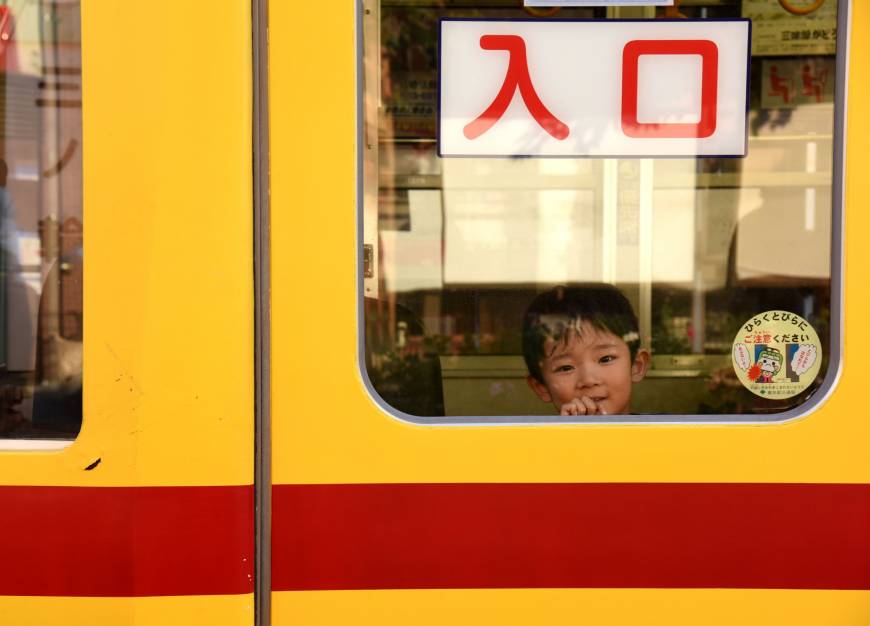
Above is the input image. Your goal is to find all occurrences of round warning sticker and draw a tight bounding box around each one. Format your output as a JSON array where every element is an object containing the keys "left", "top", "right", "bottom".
[{"left": 732, "top": 311, "right": 822, "bottom": 399}]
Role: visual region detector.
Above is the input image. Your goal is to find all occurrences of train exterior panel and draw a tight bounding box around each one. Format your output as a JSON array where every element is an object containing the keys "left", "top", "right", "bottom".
[
  {"left": 271, "top": 0, "right": 870, "bottom": 624},
  {"left": 0, "top": 2, "right": 254, "bottom": 624},
  {"left": 1, "top": 0, "right": 867, "bottom": 624}
]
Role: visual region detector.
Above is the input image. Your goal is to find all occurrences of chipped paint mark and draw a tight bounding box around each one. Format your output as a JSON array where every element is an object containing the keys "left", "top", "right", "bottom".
[
  {"left": 84, "top": 458, "right": 101, "bottom": 471},
  {"left": 104, "top": 342, "right": 144, "bottom": 396}
]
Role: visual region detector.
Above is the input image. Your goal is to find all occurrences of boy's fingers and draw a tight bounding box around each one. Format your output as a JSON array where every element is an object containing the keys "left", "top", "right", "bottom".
[
  {"left": 561, "top": 398, "right": 585, "bottom": 416},
  {"left": 580, "top": 396, "right": 598, "bottom": 414}
]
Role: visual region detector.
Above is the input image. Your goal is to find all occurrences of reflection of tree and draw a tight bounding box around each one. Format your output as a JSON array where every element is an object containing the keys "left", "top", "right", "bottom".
[
  {"left": 381, "top": 8, "right": 441, "bottom": 74},
  {"left": 751, "top": 108, "right": 794, "bottom": 136},
  {"left": 365, "top": 298, "right": 444, "bottom": 417}
]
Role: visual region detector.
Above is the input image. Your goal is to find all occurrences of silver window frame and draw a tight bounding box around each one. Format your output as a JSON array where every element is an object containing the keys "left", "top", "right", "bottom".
[{"left": 355, "top": 0, "right": 850, "bottom": 425}]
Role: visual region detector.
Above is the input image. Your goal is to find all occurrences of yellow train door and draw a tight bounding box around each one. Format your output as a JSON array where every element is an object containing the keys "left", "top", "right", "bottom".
[
  {"left": 0, "top": 2, "right": 255, "bottom": 624},
  {"left": 270, "top": 0, "right": 870, "bottom": 624}
]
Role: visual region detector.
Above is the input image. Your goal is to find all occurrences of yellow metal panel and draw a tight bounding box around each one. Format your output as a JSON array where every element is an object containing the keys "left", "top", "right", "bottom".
[
  {"left": 270, "top": 1, "right": 869, "bottom": 486},
  {"left": 0, "top": 1, "right": 254, "bottom": 486},
  {"left": 273, "top": 589, "right": 870, "bottom": 626},
  {"left": 0, "top": 594, "right": 253, "bottom": 626}
]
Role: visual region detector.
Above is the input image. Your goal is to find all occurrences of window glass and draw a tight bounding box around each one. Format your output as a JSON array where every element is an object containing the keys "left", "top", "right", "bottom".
[
  {"left": 362, "top": 0, "right": 840, "bottom": 420},
  {"left": 0, "top": 0, "right": 82, "bottom": 440}
]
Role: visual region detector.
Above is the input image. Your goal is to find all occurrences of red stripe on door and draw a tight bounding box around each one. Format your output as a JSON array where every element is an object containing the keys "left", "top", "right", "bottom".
[
  {"left": 0, "top": 485, "right": 253, "bottom": 597},
  {"left": 272, "top": 483, "right": 870, "bottom": 591}
]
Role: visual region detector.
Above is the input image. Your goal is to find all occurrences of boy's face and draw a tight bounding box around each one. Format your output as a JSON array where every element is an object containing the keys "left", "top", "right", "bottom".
[{"left": 526, "top": 321, "right": 649, "bottom": 416}]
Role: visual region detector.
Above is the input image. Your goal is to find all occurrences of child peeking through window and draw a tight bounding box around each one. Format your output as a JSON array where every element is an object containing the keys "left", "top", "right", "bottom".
[{"left": 522, "top": 285, "right": 651, "bottom": 416}]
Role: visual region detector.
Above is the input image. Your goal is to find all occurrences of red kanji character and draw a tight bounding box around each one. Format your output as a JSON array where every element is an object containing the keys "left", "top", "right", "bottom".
[{"left": 463, "top": 35, "right": 569, "bottom": 141}]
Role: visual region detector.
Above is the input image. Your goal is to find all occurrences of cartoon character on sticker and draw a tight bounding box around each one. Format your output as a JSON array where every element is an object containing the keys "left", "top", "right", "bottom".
[
  {"left": 731, "top": 311, "right": 823, "bottom": 400},
  {"left": 749, "top": 347, "right": 783, "bottom": 384}
]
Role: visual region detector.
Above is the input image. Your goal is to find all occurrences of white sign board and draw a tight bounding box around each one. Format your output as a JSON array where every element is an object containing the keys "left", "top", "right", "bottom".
[{"left": 439, "top": 19, "right": 750, "bottom": 157}]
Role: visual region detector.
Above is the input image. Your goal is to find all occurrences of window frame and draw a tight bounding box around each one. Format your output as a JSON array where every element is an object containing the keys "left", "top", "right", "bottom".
[{"left": 355, "top": 0, "right": 850, "bottom": 425}]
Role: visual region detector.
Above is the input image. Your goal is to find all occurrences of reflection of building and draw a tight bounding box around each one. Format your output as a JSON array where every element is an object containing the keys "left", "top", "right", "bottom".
[
  {"left": 59, "top": 216, "right": 82, "bottom": 340},
  {"left": 0, "top": 1, "right": 82, "bottom": 436}
]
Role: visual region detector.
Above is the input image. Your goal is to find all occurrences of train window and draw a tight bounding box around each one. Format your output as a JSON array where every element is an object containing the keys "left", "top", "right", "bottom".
[
  {"left": 361, "top": 0, "right": 843, "bottom": 422},
  {"left": 0, "top": 0, "right": 82, "bottom": 442}
]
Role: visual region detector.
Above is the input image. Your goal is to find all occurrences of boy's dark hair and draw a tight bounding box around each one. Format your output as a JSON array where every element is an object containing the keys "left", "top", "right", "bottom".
[{"left": 522, "top": 284, "right": 641, "bottom": 382}]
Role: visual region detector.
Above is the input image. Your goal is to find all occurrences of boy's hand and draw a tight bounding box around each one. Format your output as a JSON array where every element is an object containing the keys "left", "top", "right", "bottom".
[{"left": 560, "top": 396, "right": 607, "bottom": 416}]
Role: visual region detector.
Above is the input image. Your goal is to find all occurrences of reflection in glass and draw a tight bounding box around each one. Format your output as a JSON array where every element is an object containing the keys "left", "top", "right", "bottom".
[
  {"left": 0, "top": 0, "right": 81, "bottom": 439},
  {"left": 363, "top": 0, "right": 836, "bottom": 419}
]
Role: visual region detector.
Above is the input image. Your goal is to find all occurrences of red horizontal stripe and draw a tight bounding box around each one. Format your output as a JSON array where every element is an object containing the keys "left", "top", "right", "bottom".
[
  {"left": 272, "top": 483, "right": 870, "bottom": 591},
  {"left": 0, "top": 485, "right": 253, "bottom": 597}
]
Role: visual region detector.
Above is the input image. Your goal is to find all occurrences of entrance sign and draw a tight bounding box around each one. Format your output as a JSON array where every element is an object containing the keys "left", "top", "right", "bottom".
[{"left": 439, "top": 19, "right": 750, "bottom": 157}]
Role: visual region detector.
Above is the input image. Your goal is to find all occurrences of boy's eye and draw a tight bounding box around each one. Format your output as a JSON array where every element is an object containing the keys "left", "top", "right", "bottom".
[
  {"left": 599, "top": 354, "right": 617, "bottom": 364},
  {"left": 554, "top": 364, "right": 574, "bottom": 373}
]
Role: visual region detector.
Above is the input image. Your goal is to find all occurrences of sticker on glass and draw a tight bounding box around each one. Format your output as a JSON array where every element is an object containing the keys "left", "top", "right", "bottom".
[{"left": 731, "top": 311, "right": 822, "bottom": 399}]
